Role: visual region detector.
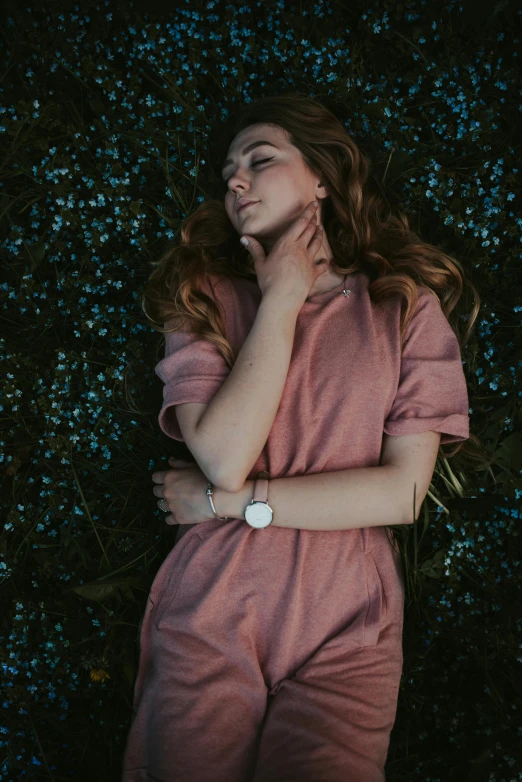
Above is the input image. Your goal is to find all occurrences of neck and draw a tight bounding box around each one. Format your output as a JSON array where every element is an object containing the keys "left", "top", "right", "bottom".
[{"left": 307, "top": 266, "right": 345, "bottom": 297}]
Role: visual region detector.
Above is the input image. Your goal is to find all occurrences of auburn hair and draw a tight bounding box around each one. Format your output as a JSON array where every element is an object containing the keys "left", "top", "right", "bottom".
[{"left": 141, "top": 93, "right": 486, "bottom": 470}]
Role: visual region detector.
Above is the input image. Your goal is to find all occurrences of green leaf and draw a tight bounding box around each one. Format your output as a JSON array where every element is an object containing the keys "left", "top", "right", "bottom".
[
  {"left": 70, "top": 577, "right": 143, "bottom": 603},
  {"left": 494, "top": 432, "right": 522, "bottom": 474},
  {"left": 72, "top": 582, "right": 120, "bottom": 602},
  {"left": 418, "top": 548, "right": 446, "bottom": 579}
]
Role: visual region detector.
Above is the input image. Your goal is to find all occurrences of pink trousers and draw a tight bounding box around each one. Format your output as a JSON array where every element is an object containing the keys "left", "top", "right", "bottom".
[{"left": 121, "top": 517, "right": 405, "bottom": 782}]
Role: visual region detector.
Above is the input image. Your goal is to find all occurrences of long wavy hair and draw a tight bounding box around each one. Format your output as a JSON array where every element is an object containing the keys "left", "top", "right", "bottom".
[{"left": 141, "top": 93, "right": 486, "bottom": 471}]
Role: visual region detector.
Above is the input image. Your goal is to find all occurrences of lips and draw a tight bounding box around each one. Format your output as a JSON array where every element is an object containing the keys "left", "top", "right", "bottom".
[{"left": 237, "top": 201, "right": 258, "bottom": 213}]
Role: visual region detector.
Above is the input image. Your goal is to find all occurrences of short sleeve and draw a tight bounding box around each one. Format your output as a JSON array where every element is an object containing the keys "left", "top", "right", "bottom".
[
  {"left": 155, "top": 324, "right": 230, "bottom": 441},
  {"left": 383, "top": 289, "right": 470, "bottom": 445}
]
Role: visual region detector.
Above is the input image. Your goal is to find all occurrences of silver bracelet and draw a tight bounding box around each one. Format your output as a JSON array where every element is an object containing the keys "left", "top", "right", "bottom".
[{"left": 206, "top": 482, "right": 234, "bottom": 520}]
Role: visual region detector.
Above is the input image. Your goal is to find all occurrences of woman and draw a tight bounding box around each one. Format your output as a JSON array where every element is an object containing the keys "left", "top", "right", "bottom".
[{"left": 122, "top": 94, "right": 479, "bottom": 781}]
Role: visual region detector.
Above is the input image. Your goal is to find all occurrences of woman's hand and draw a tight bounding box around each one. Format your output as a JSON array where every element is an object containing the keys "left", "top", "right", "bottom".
[
  {"left": 151, "top": 457, "right": 215, "bottom": 526},
  {"left": 242, "top": 200, "right": 327, "bottom": 307}
]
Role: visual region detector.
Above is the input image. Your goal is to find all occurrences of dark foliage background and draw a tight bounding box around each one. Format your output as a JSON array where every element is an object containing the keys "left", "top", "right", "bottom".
[{"left": 0, "top": 0, "right": 520, "bottom": 779}]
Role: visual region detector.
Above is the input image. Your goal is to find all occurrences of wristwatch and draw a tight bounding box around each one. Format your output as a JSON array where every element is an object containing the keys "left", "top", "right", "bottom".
[{"left": 244, "top": 471, "right": 273, "bottom": 529}]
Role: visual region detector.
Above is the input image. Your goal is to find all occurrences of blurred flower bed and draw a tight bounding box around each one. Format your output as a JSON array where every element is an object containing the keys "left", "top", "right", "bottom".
[{"left": 0, "top": 0, "right": 520, "bottom": 779}]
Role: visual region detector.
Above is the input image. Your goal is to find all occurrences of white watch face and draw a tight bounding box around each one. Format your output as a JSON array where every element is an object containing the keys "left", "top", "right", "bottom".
[{"left": 245, "top": 502, "right": 272, "bottom": 528}]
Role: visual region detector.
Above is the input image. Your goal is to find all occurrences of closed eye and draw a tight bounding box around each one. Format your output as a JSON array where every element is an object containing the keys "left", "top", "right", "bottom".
[{"left": 224, "top": 157, "right": 274, "bottom": 184}]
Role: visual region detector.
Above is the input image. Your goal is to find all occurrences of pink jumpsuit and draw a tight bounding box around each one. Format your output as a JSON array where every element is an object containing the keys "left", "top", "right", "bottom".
[{"left": 122, "top": 271, "right": 470, "bottom": 781}]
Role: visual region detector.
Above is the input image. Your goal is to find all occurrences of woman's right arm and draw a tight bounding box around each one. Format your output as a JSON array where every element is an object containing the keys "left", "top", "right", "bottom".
[
  {"left": 178, "top": 202, "right": 324, "bottom": 492},
  {"left": 185, "top": 291, "right": 301, "bottom": 493}
]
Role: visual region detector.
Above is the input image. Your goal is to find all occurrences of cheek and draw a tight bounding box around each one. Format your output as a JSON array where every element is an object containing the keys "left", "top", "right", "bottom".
[{"left": 224, "top": 195, "right": 234, "bottom": 217}]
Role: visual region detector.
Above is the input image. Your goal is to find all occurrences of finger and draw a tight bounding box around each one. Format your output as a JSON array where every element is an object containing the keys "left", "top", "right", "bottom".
[
  {"left": 294, "top": 202, "right": 319, "bottom": 240},
  {"left": 151, "top": 472, "right": 167, "bottom": 483},
  {"left": 304, "top": 219, "right": 321, "bottom": 238},
  {"left": 303, "top": 223, "right": 323, "bottom": 252},
  {"left": 291, "top": 201, "right": 318, "bottom": 233},
  {"left": 312, "top": 225, "right": 324, "bottom": 243}
]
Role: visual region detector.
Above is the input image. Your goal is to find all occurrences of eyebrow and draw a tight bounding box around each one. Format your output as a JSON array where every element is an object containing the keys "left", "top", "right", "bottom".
[{"left": 221, "top": 140, "right": 279, "bottom": 174}]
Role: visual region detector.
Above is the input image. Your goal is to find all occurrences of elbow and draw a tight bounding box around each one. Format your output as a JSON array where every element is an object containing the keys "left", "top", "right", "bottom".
[
  {"left": 402, "top": 507, "right": 417, "bottom": 525},
  {"left": 193, "top": 462, "right": 231, "bottom": 494},
  {"left": 197, "top": 454, "right": 243, "bottom": 493},
  {"left": 221, "top": 475, "right": 245, "bottom": 494},
  {"left": 214, "top": 477, "right": 240, "bottom": 494},
  {"left": 402, "top": 488, "right": 426, "bottom": 524},
  {"left": 401, "top": 500, "right": 420, "bottom": 525},
  {"left": 211, "top": 466, "right": 244, "bottom": 494}
]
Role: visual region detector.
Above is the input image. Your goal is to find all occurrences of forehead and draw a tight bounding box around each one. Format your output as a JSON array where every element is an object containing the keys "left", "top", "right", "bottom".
[{"left": 225, "top": 123, "right": 287, "bottom": 158}]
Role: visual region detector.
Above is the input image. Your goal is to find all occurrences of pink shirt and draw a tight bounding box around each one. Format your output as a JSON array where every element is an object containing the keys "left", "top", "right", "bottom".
[{"left": 155, "top": 271, "right": 469, "bottom": 482}]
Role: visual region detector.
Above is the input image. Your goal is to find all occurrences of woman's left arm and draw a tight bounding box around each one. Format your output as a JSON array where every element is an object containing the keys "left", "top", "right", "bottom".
[
  {"left": 214, "top": 466, "right": 413, "bottom": 531},
  {"left": 214, "top": 430, "right": 442, "bottom": 530},
  {"left": 159, "top": 430, "right": 441, "bottom": 529},
  {"left": 156, "top": 461, "right": 409, "bottom": 530}
]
